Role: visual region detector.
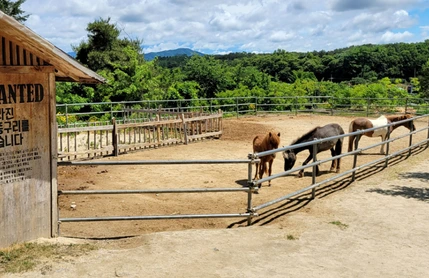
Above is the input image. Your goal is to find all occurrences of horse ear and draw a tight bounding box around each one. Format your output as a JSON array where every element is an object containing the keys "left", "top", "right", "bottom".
[
  {"left": 277, "top": 132, "right": 280, "bottom": 137},
  {"left": 269, "top": 132, "right": 272, "bottom": 137}
]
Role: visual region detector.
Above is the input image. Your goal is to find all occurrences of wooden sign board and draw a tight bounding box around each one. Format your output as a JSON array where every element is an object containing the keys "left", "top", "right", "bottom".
[{"left": 0, "top": 73, "right": 56, "bottom": 248}]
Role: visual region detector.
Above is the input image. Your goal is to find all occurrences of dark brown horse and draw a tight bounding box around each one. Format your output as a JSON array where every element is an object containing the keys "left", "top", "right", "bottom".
[
  {"left": 283, "top": 123, "right": 344, "bottom": 178},
  {"left": 348, "top": 114, "right": 415, "bottom": 154},
  {"left": 252, "top": 131, "right": 281, "bottom": 187}
]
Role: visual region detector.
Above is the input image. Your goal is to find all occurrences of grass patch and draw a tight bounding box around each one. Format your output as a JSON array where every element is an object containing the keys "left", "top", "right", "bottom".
[
  {"left": 286, "top": 234, "right": 297, "bottom": 240},
  {"left": 0, "top": 242, "right": 97, "bottom": 274},
  {"left": 329, "top": 221, "right": 349, "bottom": 230}
]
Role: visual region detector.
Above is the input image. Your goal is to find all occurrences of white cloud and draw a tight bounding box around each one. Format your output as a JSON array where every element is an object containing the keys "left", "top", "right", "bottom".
[
  {"left": 20, "top": 0, "right": 427, "bottom": 54},
  {"left": 381, "top": 31, "right": 413, "bottom": 42}
]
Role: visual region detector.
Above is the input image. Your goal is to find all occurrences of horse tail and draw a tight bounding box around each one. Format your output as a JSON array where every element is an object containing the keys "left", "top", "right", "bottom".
[
  {"left": 348, "top": 121, "right": 355, "bottom": 152},
  {"left": 336, "top": 137, "right": 343, "bottom": 155},
  {"left": 348, "top": 120, "right": 354, "bottom": 133},
  {"left": 252, "top": 136, "right": 260, "bottom": 152}
]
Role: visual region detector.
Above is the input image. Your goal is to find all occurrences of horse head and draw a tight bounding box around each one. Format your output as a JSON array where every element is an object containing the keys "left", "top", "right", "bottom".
[
  {"left": 405, "top": 114, "right": 416, "bottom": 131},
  {"left": 283, "top": 149, "right": 296, "bottom": 171},
  {"left": 388, "top": 114, "right": 416, "bottom": 132},
  {"left": 267, "top": 132, "right": 281, "bottom": 150}
]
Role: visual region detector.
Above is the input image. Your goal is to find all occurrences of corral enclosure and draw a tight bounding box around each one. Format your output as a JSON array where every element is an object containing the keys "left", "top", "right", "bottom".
[{"left": 57, "top": 114, "right": 428, "bottom": 238}]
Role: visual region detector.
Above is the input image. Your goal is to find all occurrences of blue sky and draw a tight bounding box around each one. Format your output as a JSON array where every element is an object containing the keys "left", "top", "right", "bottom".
[{"left": 21, "top": 0, "right": 429, "bottom": 55}]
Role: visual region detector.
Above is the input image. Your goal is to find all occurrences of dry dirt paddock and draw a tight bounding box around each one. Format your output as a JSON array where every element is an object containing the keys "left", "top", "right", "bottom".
[
  {"left": 12, "top": 114, "right": 428, "bottom": 277},
  {"left": 56, "top": 114, "right": 427, "bottom": 238}
]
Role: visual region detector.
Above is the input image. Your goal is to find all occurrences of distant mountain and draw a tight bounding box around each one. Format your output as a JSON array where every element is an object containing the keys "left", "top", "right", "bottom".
[
  {"left": 66, "top": 48, "right": 204, "bottom": 61},
  {"left": 144, "top": 48, "right": 205, "bottom": 61}
]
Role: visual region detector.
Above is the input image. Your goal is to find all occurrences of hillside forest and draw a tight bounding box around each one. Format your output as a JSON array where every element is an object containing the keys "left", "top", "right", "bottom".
[{"left": 56, "top": 18, "right": 429, "bottom": 118}]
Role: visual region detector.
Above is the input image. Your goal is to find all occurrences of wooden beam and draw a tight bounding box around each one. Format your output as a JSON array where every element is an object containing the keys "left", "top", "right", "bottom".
[{"left": 0, "top": 65, "right": 55, "bottom": 74}]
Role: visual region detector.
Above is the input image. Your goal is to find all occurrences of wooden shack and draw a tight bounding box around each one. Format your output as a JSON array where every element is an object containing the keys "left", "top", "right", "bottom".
[{"left": 0, "top": 10, "right": 104, "bottom": 248}]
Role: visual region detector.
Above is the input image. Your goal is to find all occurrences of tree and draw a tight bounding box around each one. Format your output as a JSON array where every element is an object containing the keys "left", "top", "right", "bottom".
[
  {"left": 419, "top": 59, "right": 429, "bottom": 98},
  {"left": 183, "top": 56, "right": 235, "bottom": 98},
  {"left": 0, "top": 0, "right": 29, "bottom": 22},
  {"left": 73, "top": 17, "right": 143, "bottom": 72}
]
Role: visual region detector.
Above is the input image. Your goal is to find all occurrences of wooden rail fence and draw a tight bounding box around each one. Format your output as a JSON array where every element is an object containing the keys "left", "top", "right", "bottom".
[{"left": 58, "top": 109, "right": 223, "bottom": 160}]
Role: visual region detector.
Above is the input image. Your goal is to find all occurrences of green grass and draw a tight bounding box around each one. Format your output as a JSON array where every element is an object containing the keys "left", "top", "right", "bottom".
[
  {"left": 0, "top": 242, "right": 97, "bottom": 274},
  {"left": 329, "top": 221, "right": 349, "bottom": 230},
  {"left": 286, "top": 234, "right": 297, "bottom": 240}
]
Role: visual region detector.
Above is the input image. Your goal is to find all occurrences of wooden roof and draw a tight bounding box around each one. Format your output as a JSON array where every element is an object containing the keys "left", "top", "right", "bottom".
[{"left": 0, "top": 10, "right": 105, "bottom": 83}]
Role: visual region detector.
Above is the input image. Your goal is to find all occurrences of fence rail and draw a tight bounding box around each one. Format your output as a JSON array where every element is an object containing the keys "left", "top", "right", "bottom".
[
  {"left": 56, "top": 97, "right": 429, "bottom": 160},
  {"left": 249, "top": 114, "right": 429, "bottom": 211},
  {"left": 57, "top": 108, "right": 223, "bottom": 160},
  {"left": 56, "top": 96, "right": 429, "bottom": 126},
  {"left": 57, "top": 159, "right": 260, "bottom": 230},
  {"left": 57, "top": 113, "right": 429, "bottom": 236}
]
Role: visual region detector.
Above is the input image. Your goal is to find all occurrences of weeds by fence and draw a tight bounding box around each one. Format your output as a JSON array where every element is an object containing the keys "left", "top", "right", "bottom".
[
  {"left": 56, "top": 96, "right": 429, "bottom": 127},
  {"left": 56, "top": 96, "right": 429, "bottom": 160}
]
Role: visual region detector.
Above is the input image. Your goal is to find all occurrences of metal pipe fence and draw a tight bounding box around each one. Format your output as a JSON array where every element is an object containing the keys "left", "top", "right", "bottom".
[
  {"left": 56, "top": 96, "right": 429, "bottom": 126},
  {"left": 250, "top": 114, "right": 429, "bottom": 214},
  {"left": 57, "top": 113, "right": 429, "bottom": 237},
  {"left": 57, "top": 158, "right": 261, "bottom": 232}
]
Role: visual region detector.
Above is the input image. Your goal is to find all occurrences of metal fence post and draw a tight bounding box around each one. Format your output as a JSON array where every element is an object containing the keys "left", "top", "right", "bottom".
[
  {"left": 112, "top": 117, "right": 119, "bottom": 156},
  {"left": 65, "top": 104, "right": 69, "bottom": 128},
  {"left": 405, "top": 98, "right": 408, "bottom": 114},
  {"left": 427, "top": 116, "right": 429, "bottom": 149},
  {"left": 294, "top": 96, "right": 298, "bottom": 116},
  {"left": 311, "top": 143, "right": 317, "bottom": 199},
  {"left": 366, "top": 98, "right": 370, "bottom": 117},
  {"left": 255, "top": 97, "right": 258, "bottom": 116},
  {"left": 236, "top": 97, "right": 239, "bottom": 118},
  {"left": 247, "top": 153, "right": 254, "bottom": 225},
  {"left": 408, "top": 119, "right": 414, "bottom": 157}
]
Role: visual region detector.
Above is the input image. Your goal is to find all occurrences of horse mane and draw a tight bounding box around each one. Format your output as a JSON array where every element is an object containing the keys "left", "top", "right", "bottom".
[
  {"left": 291, "top": 126, "right": 318, "bottom": 145},
  {"left": 253, "top": 131, "right": 280, "bottom": 152},
  {"left": 385, "top": 114, "right": 411, "bottom": 122},
  {"left": 264, "top": 131, "right": 280, "bottom": 146}
]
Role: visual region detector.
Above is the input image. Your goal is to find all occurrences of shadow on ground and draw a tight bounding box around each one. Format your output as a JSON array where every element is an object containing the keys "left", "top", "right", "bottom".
[{"left": 228, "top": 145, "right": 428, "bottom": 228}]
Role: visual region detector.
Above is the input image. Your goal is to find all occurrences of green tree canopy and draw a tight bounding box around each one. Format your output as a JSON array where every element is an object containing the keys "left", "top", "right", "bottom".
[
  {"left": 73, "top": 17, "right": 143, "bottom": 73},
  {"left": 0, "top": 0, "right": 29, "bottom": 22}
]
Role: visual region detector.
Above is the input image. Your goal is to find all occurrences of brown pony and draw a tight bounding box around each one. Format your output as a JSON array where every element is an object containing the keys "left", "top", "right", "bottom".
[
  {"left": 252, "top": 131, "right": 281, "bottom": 187},
  {"left": 348, "top": 114, "right": 415, "bottom": 154}
]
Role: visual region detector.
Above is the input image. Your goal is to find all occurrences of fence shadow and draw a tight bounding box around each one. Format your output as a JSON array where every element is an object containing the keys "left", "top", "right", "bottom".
[{"left": 228, "top": 145, "right": 428, "bottom": 227}]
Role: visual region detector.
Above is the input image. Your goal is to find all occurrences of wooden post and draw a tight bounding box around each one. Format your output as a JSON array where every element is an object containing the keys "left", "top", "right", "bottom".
[
  {"left": 112, "top": 118, "right": 119, "bottom": 156},
  {"left": 218, "top": 109, "right": 223, "bottom": 138},
  {"left": 156, "top": 114, "right": 161, "bottom": 146},
  {"left": 181, "top": 113, "right": 188, "bottom": 145}
]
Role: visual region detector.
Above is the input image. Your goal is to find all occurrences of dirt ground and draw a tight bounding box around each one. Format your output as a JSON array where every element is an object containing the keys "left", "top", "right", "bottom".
[{"left": 5, "top": 114, "right": 429, "bottom": 277}]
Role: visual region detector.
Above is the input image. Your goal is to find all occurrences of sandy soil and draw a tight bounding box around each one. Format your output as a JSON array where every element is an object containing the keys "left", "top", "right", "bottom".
[{"left": 5, "top": 114, "right": 429, "bottom": 277}]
